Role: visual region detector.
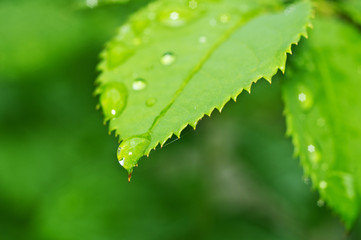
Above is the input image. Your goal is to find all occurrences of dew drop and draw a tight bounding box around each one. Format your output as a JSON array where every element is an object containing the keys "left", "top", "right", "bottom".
[
  {"left": 159, "top": 7, "right": 193, "bottom": 27},
  {"left": 132, "top": 78, "right": 147, "bottom": 91},
  {"left": 317, "top": 199, "right": 325, "bottom": 207},
  {"left": 284, "top": 5, "right": 295, "bottom": 15},
  {"left": 303, "top": 177, "right": 310, "bottom": 185},
  {"left": 117, "top": 137, "right": 151, "bottom": 173},
  {"left": 199, "top": 36, "right": 207, "bottom": 44},
  {"left": 219, "top": 14, "right": 230, "bottom": 24},
  {"left": 319, "top": 180, "right": 328, "bottom": 190},
  {"left": 307, "top": 144, "right": 321, "bottom": 165},
  {"left": 188, "top": 0, "right": 198, "bottom": 9},
  {"left": 86, "top": 0, "right": 98, "bottom": 8},
  {"left": 297, "top": 86, "right": 314, "bottom": 111},
  {"left": 146, "top": 98, "right": 157, "bottom": 107},
  {"left": 100, "top": 83, "right": 128, "bottom": 120},
  {"left": 119, "top": 158, "right": 125, "bottom": 166},
  {"left": 161, "top": 52, "right": 176, "bottom": 65},
  {"left": 106, "top": 41, "right": 133, "bottom": 70}
]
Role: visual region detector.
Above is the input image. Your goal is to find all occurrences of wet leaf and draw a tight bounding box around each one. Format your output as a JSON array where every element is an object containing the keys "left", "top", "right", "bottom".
[
  {"left": 96, "top": 0, "right": 312, "bottom": 175},
  {"left": 282, "top": 18, "right": 361, "bottom": 229}
]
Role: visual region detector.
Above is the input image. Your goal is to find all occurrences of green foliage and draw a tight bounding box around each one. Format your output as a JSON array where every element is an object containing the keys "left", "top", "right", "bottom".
[
  {"left": 96, "top": 0, "right": 312, "bottom": 176},
  {"left": 282, "top": 17, "right": 361, "bottom": 229}
]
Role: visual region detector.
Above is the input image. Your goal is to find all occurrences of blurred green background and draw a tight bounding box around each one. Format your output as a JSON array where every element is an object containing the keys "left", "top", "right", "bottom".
[{"left": 0, "top": 1, "right": 360, "bottom": 239}]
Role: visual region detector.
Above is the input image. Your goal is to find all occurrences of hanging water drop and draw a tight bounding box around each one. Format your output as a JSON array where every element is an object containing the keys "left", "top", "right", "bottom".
[
  {"left": 161, "top": 52, "right": 176, "bottom": 65},
  {"left": 119, "top": 158, "right": 125, "bottom": 166},
  {"left": 99, "top": 83, "right": 128, "bottom": 120},
  {"left": 117, "top": 136, "right": 151, "bottom": 175},
  {"left": 132, "top": 78, "right": 147, "bottom": 91}
]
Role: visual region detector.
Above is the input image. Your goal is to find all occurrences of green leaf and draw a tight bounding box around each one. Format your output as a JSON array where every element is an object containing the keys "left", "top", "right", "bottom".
[
  {"left": 282, "top": 18, "right": 361, "bottom": 229},
  {"left": 96, "top": 0, "right": 312, "bottom": 176},
  {"left": 338, "top": 0, "right": 361, "bottom": 26}
]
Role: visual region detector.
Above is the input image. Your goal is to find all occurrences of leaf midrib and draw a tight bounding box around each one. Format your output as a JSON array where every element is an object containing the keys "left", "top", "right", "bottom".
[{"left": 146, "top": 11, "right": 262, "bottom": 137}]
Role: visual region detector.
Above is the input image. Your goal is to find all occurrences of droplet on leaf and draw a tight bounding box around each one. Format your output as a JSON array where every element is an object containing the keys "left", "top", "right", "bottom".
[
  {"left": 307, "top": 143, "right": 321, "bottom": 166},
  {"left": 99, "top": 83, "right": 128, "bottom": 120},
  {"left": 146, "top": 98, "right": 157, "bottom": 107},
  {"left": 117, "top": 137, "right": 151, "bottom": 174},
  {"left": 158, "top": 7, "right": 193, "bottom": 27},
  {"left": 132, "top": 78, "right": 147, "bottom": 91},
  {"left": 161, "top": 52, "right": 176, "bottom": 65},
  {"left": 297, "top": 86, "right": 313, "bottom": 111},
  {"left": 106, "top": 41, "right": 133, "bottom": 69},
  {"left": 199, "top": 36, "right": 207, "bottom": 44}
]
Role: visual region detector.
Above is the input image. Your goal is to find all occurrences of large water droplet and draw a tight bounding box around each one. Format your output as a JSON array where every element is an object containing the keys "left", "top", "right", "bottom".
[
  {"left": 160, "top": 52, "right": 176, "bottom": 65},
  {"left": 297, "top": 86, "right": 314, "bottom": 111},
  {"left": 100, "top": 83, "right": 128, "bottom": 120},
  {"left": 117, "top": 136, "right": 151, "bottom": 174},
  {"left": 158, "top": 7, "right": 193, "bottom": 27},
  {"left": 132, "top": 78, "right": 147, "bottom": 91}
]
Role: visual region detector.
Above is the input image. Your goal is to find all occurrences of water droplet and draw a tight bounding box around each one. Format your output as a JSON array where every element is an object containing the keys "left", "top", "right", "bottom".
[
  {"left": 307, "top": 144, "right": 321, "bottom": 165},
  {"left": 199, "top": 36, "right": 207, "bottom": 44},
  {"left": 100, "top": 83, "right": 128, "bottom": 120},
  {"left": 117, "top": 137, "right": 151, "bottom": 173},
  {"left": 317, "top": 199, "right": 325, "bottom": 207},
  {"left": 160, "top": 52, "right": 176, "bottom": 65},
  {"left": 297, "top": 86, "right": 313, "bottom": 111},
  {"left": 119, "top": 158, "right": 125, "bottom": 166},
  {"left": 219, "top": 14, "right": 230, "bottom": 24},
  {"left": 284, "top": 5, "right": 295, "bottom": 15},
  {"left": 131, "top": 18, "right": 150, "bottom": 35},
  {"left": 303, "top": 177, "right": 310, "bottom": 185},
  {"left": 146, "top": 98, "right": 157, "bottom": 107},
  {"left": 319, "top": 180, "right": 328, "bottom": 190},
  {"left": 86, "top": 0, "right": 98, "bottom": 8},
  {"left": 159, "top": 7, "right": 193, "bottom": 27},
  {"left": 307, "top": 144, "right": 315, "bottom": 153},
  {"left": 106, "top": 41, "right": 133, "bottom": 69},
  {"left": 188, "top": 0, "right": 198, "bottom": 9},
  {"left": 132, "top": 78, "right": 147, "bottom": 91}
]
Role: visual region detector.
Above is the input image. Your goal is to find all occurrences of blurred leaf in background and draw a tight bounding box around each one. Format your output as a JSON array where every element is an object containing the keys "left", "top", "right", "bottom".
[{"left": 0, "top": 0, "right": 361, "bottom": 240}]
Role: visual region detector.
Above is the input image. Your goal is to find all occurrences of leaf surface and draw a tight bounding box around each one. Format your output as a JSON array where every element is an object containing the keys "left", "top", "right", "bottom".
[
  {"left": 282, "top": 18, "right": 361, "bottom": 229},
  {"left": 338, "top": 0, "right": 361, "bottom": 25},
  {"left": 96, "top": 0, "right": 312, "bottom": 175}
]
